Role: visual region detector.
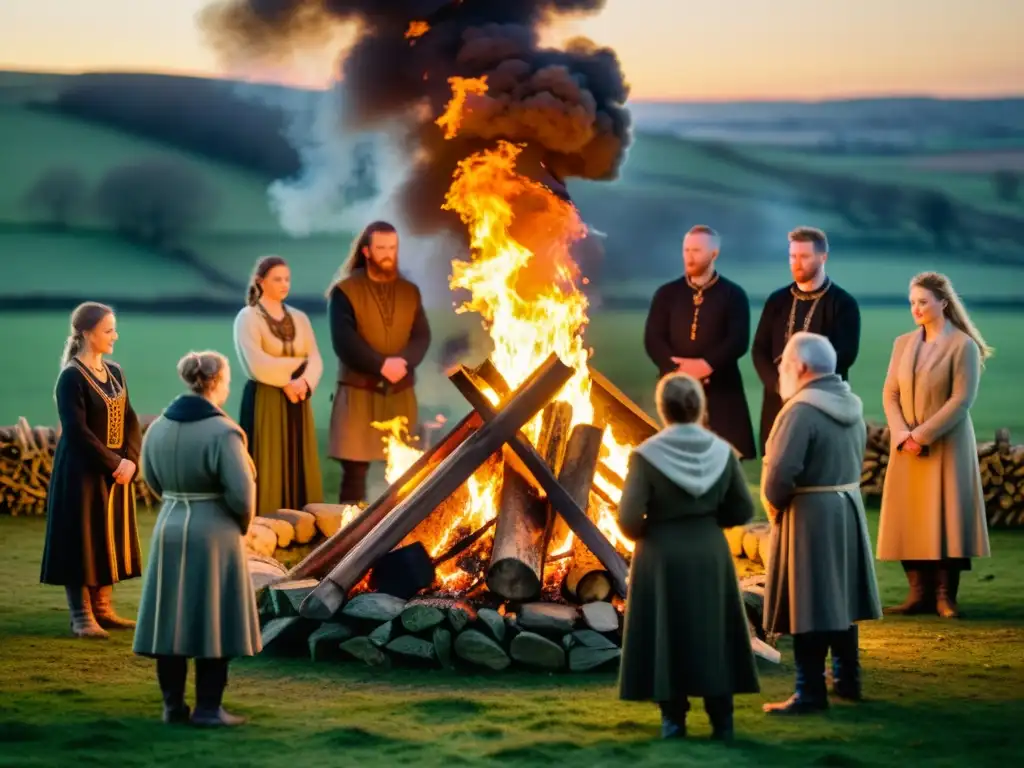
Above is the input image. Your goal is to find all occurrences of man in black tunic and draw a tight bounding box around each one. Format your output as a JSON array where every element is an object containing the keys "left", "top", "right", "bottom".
[
  {"left": 644, "top": 225, "right": 757, "bottom": 459},
  {"left": 752, "top": 226, "right": 861, "bottom": 456}
]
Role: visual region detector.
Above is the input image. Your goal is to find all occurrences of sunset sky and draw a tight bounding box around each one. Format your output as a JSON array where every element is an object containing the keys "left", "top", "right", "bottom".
[{"left": 2, "top": 0, "right": 1021, "bottom": 101}]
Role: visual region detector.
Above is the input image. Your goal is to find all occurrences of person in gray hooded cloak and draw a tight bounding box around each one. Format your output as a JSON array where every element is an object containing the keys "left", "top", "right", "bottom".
[
  {"left": 760, "top": 332, "right": 882, "bottom": 715},
  {"left": 617, "top": 372, "right": 760, "bottom": 741}
]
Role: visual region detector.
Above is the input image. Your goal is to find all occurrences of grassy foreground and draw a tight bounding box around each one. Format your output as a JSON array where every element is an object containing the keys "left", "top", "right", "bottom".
[{"left": 1, "top": 509, "right": 1023, "bottom": 767}]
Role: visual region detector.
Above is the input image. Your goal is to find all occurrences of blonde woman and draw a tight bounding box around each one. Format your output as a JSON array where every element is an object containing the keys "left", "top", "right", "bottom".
[
  {"left": 133, "top": 351, "right": 261, "bottom": 727},
  {"left": 40, "top": 301, "right": 142, "bottom": 638},
  {"left": 878, "top": 272, "right": 993, "bottom": 618}
]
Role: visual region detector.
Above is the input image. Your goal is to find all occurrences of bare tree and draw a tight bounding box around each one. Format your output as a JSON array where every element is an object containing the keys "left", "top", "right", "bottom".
[
  {"left": 23, "top": 167, "right": 88, "bottom": 229},
  {"left": 93, "top": 158, "right": 219, "bottom": 247}
]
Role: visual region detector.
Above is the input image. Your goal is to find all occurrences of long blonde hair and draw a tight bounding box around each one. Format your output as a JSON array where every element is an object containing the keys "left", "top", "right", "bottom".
[{"left": 911, "top": 272, "right": 994, "bottom": 365}]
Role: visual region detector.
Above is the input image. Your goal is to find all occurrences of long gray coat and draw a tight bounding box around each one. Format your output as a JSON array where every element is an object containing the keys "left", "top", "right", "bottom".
[
  {"left": 877, "top": 325, "right": 990, "bottom": 561},
  {"left": 133, "top": 395, "right": 262, "bottom": 659},
  {"left": 618, "top": 424, "right": 760, "bottom": 702},
  {"left": 761, "top": 375, "right": 882, "bottom": 635}
]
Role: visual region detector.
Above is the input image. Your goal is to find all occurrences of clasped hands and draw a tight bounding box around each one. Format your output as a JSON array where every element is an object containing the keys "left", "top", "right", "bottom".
[
  {"left": 380, "top": 356, "right": 408, "bottom": 385},
  {"left": 671, "top": 357, "right": 713, "bottom": 381},
  {"left": 895, "top": 429, "right": 926, "bottom": 456},
  {"left": 283, "top": 377, "right": 310, "bottom": 404},
  {"left": 112, "top": 458, "right": 136, "bottom": 485}
]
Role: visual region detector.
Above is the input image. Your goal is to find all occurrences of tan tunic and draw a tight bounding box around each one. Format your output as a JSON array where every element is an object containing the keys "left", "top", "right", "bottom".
[
  {"left": 876, "top": 324, "right": 990, "bottom": 561},
  {"left": 232, "top": 305, "right": 323, "bottom": 391},
  {"left": 327, "top": 271, "right": 430, "bottom": 463}
]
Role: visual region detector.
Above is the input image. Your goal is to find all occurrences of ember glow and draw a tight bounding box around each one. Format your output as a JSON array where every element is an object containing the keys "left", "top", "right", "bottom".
[
  {"left": 372, "top": 74, "right": 637, "bottom": 588},
  {"left": 404, "top": 20, "right": 429, "bottom": 39}
]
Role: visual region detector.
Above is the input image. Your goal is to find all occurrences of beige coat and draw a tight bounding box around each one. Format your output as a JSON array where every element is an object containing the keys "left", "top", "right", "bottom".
[
  {"left": 233, "top": 304, "right": 323, "bottom": 391},
  {"left": 761, "top": 375, "right": 882, "bottom": 635},
  {"left": 876, "top": 324, "right": 990, "bottom": 561}
]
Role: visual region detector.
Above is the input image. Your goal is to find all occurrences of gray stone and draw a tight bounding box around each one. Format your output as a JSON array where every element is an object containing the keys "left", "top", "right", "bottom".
[
  {"left": 368, "top": 620, "right": 395, "bottom": 647},
  {"left": 518, "top": 603, "right": 578, "bottom": 635},
  {"left": 476, "top": 608, "right": 506, "bottom": 642},
  {"left": 454, "top": 629, "right": 510, "bottom": 671},
  {"left": 581, "top": 601, "right": 619, "bottom": 633},
  {"left": 386, "top": 635, "right": 437, "bottom": 663},
  {"left": 308, "top": 622, "right": 355, "bottom": 661},
  {"left": 340, "top": 636, "right": 390, "bottom": 667},
  {"left": 510, "top": 631, "right": 565, "bottom": 671},
  {"left": 401, "top": 604, "right": 445, "bottom": 633},
  {"left": 342, "top": 592, "right": 407, "bottom": 622},
  {"left": 569, "top": 646, "right": 621, "bottom": 672}
]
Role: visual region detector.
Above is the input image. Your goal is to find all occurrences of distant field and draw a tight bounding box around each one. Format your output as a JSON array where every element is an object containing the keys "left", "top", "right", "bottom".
[
  {"left": 906, "top": 150, "right": 1024, "bottom": 172},
  {"left": 2, "top": 229, "right": 230, "bottom": 299},
  {"left": 0, "top": 105, "right": 282, "bottom": 235},
  {"left": 609, "top": 254, "right": 1024, "bottom": 301},
  {"left": 5, "top": 307, "right": 1022, "bottom": 442},
  {"left": 743, "top": 145, "right": 1024, "bottom": 219}
]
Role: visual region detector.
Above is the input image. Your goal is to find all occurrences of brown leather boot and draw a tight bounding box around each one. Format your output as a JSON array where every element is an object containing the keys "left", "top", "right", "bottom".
[
  {"left": 66, "top": 586, "right": 109, "bottom": 639},
  {"left": 90, "top": 585, "right": 137, "bottom": 629},
  {"left": 883, "top": 563, "right": 934, "bottom": 615},
  {"left": 936, "top": 567, "right": 961, "bottom": 619}
]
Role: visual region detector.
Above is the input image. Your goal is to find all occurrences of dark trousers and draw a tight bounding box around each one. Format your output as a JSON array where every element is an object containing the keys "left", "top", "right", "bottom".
[
  {"left": 338, "top": 460, "right": 370, "bottom": 504},
  {"left": 156, "top": 656, "right": 230, "bottom": 711},
  {"left": 659, "top": 695, "right": 732, "bottom": 730}
]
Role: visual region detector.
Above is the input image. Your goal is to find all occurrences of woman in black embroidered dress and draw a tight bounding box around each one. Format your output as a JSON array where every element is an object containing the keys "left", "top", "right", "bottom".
[{"left": 40, "top": 302, "right": 143, "bottom": 638}]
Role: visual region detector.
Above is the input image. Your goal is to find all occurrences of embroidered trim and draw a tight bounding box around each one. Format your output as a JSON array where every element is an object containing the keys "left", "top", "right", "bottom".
[
  {"left": 257, "top": 303, "right": 297, "bottom": 357},
  {"left": 72, "top": 359, "right": 126, "bottom": 449},
  {"left": 686, "top": 271, "right": 720, "bottom": 340}
]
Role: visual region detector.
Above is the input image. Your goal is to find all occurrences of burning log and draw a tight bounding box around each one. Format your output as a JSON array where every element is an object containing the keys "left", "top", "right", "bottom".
[
  {"left": 587, "top": 365, "right": 659, "bottom": 446},
  {"left": 367, "top": 542, "right": 435, "bottom": 600},
  {"left": 287, "top": 411, "right": 482, "bottom": 582},
  {"left": 487, "top": 401, "right": 573, "bottom": 601},
  {"left": 555, "top": 424, "right": 613, "bottom": 603},
  {"left": 448, "top": 365, "right": 629, "bottom": 597},
  {"left": 299, "top": 354, "right": 574, "bottom": 620}
]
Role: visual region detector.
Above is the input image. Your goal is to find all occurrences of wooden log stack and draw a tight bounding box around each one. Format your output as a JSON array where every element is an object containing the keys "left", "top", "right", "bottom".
[{"left": 859, "top": 423, "right": 1024, "bottom": 529}]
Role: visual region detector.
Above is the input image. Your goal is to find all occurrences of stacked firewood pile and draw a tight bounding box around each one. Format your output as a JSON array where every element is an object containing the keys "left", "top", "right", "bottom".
[
  {"left": 860, "top": 422, "right": 1024, "bottom": 528},
  {"left": 0, "top": 417, "right": 162, "bottom": 515},
  {"left": 244, "top": 503, "right": 364, "bottom": 560}
]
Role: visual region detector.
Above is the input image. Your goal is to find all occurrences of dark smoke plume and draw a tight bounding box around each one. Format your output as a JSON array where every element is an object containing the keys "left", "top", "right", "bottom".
[{"left": 201, "top": 0, "right": 632, "bottom": 236}]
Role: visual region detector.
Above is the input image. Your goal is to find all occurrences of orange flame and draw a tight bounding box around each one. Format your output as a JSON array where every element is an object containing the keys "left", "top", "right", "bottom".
[
  {"left": 369, "top": 74, "right": 637, "bottom": 596},
  {"left": 405, "top": 20, "right": 429, "bottom": 39}
]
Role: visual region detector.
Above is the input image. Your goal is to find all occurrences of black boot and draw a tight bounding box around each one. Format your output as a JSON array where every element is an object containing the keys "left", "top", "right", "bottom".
[
  {"left": 830, "top": 625, "right": 862, "bottom": 701},
  {"left": 156, "top": 656, "right": 190, "bottom": 724},
  {"left": 936, "top": 565, "right": 962, "bottom": 619},
  {"left": 338, "top": 460, "right": 369, "bottom": 504},
  {"left": 884, "top": 562, "right": 935, "bottom": 615},
  {"left": 763, "top": 632, "right": 829, "bottom": 715},
  {"left": 658, "top": 699, "right": 688, "bottom": 738},
  {"left": 704, "top": 695, "right": 734, "bottom": 741},
  {"left": 191, "top": 659, "right": 246, "bottom": 727}
]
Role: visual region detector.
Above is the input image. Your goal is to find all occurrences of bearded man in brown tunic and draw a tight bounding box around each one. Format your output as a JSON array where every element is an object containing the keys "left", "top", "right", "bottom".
[{"left": 326, "top": 221, "right": 432, "bottom": 503}]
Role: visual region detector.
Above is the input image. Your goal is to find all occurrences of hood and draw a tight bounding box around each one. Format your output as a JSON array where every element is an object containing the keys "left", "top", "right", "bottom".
[
  {"left": 634, "top": 423, "right": 732, "bottom": 497},
  {"left": 790, "top": 374, "right": 863, "bottom": 426},
  {"left": 163, "top": 394, "right": 227, "bottom": 423}
]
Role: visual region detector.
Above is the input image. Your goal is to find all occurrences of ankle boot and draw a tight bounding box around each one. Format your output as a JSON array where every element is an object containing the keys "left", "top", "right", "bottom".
[
  {"left": 884, "top": 563, "right": 934, "bottom": 615},
  {"left": 66, "top": 586, "right": 108, "bottom": 639},
  {"left": 658, "top": 700, "right": 688, "bottom": 738},
  {"left": 936, "top": 566, "right": 961, "bottom": 619},
  {"left": 191, "top": 659, "right": 247, "bottom": 727},
  {"left": 830, "top": 625, "right": 862, "bottom": 701},
  {"left": 763, "top": 632, "right": 829, "bottom": 715},
  {"left": 156, "top": 656, "right": 190, "bottom": 724},
  {"left": 90, "top": 585, "right": 136, "bottom": 629},
  {"left": 705, "top": 695, "right": 734, "bottom": 741}
]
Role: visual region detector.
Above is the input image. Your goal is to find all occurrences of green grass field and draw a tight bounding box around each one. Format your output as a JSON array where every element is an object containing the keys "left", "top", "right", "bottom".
[{"left": 2, "top": 508, "right": 1022, "bottom": 768}]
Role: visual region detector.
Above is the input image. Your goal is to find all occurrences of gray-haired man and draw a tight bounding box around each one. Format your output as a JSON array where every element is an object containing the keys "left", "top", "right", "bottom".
[{"left": 760, "top": 332, "right": 882, "bottom": 714}]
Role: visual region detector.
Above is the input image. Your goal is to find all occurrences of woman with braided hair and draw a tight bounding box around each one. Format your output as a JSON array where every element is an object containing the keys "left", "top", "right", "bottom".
[{"left": 40, "top": 301, "right": 143, "bottom": 638}]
